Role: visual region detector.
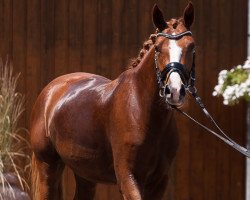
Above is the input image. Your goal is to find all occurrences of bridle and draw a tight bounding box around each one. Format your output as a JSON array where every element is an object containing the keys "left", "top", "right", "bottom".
[
  {"left": 154, "top": 30, "right": 196, "bottom": 97},
  {"left": 154, "top": 30, "right": 250, "bottom": 158}
]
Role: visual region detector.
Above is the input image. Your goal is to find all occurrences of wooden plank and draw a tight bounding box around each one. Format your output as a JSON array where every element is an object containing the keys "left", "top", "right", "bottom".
[
  {"left": 54, "top": 0, "right": 68, "bottom": 77},
  {"left": 26, "top": 0, "right": 41, "bottom": 125},
  {"left": 82, "top": 0, "right": 98, "bottom": 74},
  {"left": 40, "top": 0, "right": 55, "bottom": 87},
  {"left": 95, "top": 0, "right": 112, "bottom": 78},
  {"left": 68, "top": 0, "right": 82, "bottom": 73},
  {"left": 137, "top": 0, "right": 153, "bottom": 44},
  {"left": 121, "top": 0, "right": 138, "bottom": 71},
  {"left": 95, "top": 184, "right": 109, "bottom": 200},
  {"left": 1, "top": 0, "right": 13, "bottom": 59},
  {"left": 107, "top": 185, "right": 121, "bottom": 200},
  {"left": 95, "top": 184, "right": 120, "bottom": 200},
  {"left": 0, "top": 1, "right": 4, "bottom": 55},
  {"left": 110, "top": 0, "right": 124, "bottom": 79},
  {"left": 63, "top": 167, "right": 76, "bottom": 199}
]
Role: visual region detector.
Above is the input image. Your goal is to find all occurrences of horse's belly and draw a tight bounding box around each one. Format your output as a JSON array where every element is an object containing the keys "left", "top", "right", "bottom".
[
  {"left": 67, "top": 159, "right": 116, "bottom": 184},
  {"left": 53, "top": 132, "right": 116, "bottom": 183}
]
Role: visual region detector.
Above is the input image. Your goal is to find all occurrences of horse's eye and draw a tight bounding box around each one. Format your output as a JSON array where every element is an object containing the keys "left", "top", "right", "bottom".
[{"left": 188, "top": 43, "right": 195, "bottom": 51}]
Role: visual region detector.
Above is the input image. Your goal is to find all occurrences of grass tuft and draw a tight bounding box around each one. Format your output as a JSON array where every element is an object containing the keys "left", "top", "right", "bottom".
[{"left": 0, "top": 59, "right": 30, "bottom": 198}]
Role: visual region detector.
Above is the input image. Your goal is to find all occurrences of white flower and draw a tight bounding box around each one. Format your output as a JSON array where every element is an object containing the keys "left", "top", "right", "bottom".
[
  {"left": 217, "top": 70, "right": 227, "bottom": 86},
  {"left": 218, "top": 78, "right": 224, "bottom": 85},
  {"left": 213, "top": 58, "right": 250, "bottom": 105},
  {"left": 243, "top": 57, "right": 250, "bottom": 69},
  {"left": 219, "top": 70, "right": 228, "bottom": 76},
  {"left": 223, "top": 99, "right": 229, "bottom": 105},
  {"left": 224, "top": 86, "right": 235, "bottom": 96},
  {"left": 212, "top": 91, "right": 218, "bottom": 96},
  {"left": 213, "top": 85, "right": 223, "bottom": 96}
]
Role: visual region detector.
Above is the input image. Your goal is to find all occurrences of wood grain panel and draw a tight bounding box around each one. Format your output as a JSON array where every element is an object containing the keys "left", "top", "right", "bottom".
[
  {"left": 68, "top": 0, "right": 82, "bottom": 73},
  {"left": 40, "top": 0, "right": 55, "bottom": 86},
  {"left": 1, "top": 0, "right": 12, "bottom": 59},
  {"left": 26, "top": 0, "right": 41, "bottom": 125},
  {"left": 82, "top": 0, "right": 98, "bottom": 74},
  {"left": 54, "top": 0, "right": 68, "bottom": 77}
]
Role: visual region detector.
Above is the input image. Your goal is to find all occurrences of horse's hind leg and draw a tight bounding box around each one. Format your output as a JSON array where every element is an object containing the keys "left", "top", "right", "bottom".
[
  {"left": 73, "top": 174, "right": 96, "bottom": 200},
  {"left": 32, "top": 154, "right": 65, "bottom": 200}
]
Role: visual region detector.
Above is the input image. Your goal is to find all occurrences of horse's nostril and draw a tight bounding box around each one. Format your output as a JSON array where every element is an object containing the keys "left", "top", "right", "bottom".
[
  {"left": 180, "top": 85, "right": 186, "bottom": 97},
  {"left": 165, "top": 86, "right": 170, "bottom": 95}
]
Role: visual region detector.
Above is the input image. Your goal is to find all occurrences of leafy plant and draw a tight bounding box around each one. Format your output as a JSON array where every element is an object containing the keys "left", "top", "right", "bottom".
[{"left": 0, "top": 59, "right": 30, "bottom": 199}]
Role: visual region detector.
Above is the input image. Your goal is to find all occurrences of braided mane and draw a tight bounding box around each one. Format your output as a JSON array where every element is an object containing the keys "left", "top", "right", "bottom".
[{"left": 128, "top": 33, "right": 157, "bottom": 69}]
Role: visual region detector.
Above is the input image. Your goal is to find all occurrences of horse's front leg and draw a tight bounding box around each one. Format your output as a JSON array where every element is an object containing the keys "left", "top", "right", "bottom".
[{"left": 113, "top": 141, "right": 142, "bottom": 200}]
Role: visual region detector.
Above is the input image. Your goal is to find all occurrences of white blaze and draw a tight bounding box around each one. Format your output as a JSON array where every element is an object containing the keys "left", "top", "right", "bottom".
[
  {"left": 169, "top": 39, "right": 182, "bottom": 62},
  {"left": 168, "top": 39, "right": 183, "bottom": 85},
  {"left": 168, "top": 38, "right": 183, "bottom": 103}
]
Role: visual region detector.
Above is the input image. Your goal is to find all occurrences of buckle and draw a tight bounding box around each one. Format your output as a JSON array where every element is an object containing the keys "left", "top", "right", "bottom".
[
  {"left": 187, "top": 85, "right": 197, "bottom": 94},
  {"left": 159, "top": 86, "right": 166, "bottom": 97}
]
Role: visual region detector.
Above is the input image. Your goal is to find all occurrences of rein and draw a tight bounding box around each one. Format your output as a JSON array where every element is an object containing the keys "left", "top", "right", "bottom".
[
  {"left": 174, "top": 89, "right": 250, "bottom": 158},
  {"left": 155, "top": 31, "right": 250, "bottom": 158}
]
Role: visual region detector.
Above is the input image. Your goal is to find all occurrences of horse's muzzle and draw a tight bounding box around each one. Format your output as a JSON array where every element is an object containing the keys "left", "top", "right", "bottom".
[{"left": 165, "top": 84, "right": 186, "bottom": 107}]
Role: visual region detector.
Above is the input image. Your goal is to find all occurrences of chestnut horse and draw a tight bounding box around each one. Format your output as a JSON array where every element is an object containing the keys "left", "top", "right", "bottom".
[{"left": 30, "top": 2, "right": 195, "bottom": 200}]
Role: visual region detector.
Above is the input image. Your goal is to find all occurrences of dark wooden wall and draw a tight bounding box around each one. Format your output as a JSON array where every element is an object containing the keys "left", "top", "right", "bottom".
[{"left": 0, "top": 0, "right": 247, "bottom": 199}]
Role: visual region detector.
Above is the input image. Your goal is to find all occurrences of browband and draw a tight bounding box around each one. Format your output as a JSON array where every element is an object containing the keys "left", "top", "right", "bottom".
[{"left": 156, "top": 31, "right": 192, "bottom": 40}]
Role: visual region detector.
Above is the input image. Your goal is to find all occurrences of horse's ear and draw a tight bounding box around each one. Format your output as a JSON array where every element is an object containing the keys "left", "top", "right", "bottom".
[
  {"left": 183, "top": 2, "right": 194, "bottom": 29},
  {"left": 152, "top": 4, "right": 167, "bottom": 31}
]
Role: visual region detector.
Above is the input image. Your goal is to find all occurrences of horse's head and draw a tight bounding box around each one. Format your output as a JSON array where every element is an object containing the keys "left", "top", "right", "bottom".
[{"left": 152, "top": 2, "right": 195, "bottom": 107}]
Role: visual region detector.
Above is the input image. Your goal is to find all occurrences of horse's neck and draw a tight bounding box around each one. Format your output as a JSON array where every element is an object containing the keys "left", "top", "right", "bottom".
[
  {"left": 132, "top": 47, "right": 159, "bottom": 103},
  {"left": 125, "top": 47, "right": 173, "bottom": 131},
  {"left": 115, "top": 46, "right": 172, "bottom": 133},
  {"left": 123, "top": 47, "right": 170, "bottom": 116}
]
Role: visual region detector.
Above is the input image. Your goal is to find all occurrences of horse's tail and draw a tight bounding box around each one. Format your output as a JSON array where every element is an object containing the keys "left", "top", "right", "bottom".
[{"left": 31, "top": 153, "right": 40, "bottom": 200}]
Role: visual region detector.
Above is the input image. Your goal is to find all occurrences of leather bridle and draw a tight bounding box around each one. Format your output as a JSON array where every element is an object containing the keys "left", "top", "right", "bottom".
[{"left": 154, "top": 30, "right": 195, "bottom": 97}]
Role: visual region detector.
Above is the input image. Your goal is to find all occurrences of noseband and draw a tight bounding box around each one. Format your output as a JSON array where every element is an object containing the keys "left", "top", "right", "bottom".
[{"left": 154, "top": 31, "right": 196, "bottom": 97}]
